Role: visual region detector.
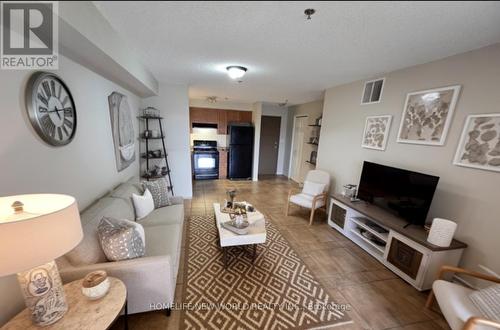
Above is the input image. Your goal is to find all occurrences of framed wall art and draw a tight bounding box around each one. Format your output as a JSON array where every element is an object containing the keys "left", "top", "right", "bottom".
[
  {"left": 108, "top": 92, "right": 136, "bottom": 172},
  {"left": 361, "top": 115, "right": 392, "bottom": 150},
  {"left": 397, "top": 85, "right": 461, "bottom": 146},
  {"left": 453, "top": 113, "right": 500, "bottom": 172}
]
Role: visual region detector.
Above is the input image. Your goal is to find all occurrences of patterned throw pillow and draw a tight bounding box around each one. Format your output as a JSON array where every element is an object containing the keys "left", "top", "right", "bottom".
[
  {"left": 142, "top": 178, "right": 171, "bottom": 209},
  {"left": 470, "top": 284, "right": 500, "bottom": 321},
  {"left": 98, "top": 217, "right": 145, "bottom": 261}
]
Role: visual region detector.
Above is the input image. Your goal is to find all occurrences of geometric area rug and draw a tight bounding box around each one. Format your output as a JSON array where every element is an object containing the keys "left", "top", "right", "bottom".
[{"left": 180, "top": 215, "right": 352, "bottom": 329}]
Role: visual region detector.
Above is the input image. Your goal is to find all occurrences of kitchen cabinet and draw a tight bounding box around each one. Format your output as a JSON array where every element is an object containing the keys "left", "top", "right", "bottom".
[
  {"left": 226, "top": 110, "right": 252, "bottom": 125},
  {"left": 189, "top": 108, "right": 253, "bottom": 133},
  {"left": 225, "top": 110, "right": 240, "bottom": 126},
  {"left": 218, "top": 110, "right": 227, "bottom": 134},
  {"left": 190, "top": 107, "right": 219, "bottom": 126},
  {"left": 239, "top": 111, "right": 253, "bottom": 123}
]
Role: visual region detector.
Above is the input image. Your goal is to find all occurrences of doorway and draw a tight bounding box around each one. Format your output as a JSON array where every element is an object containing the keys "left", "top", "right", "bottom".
[
  {"left": 258, "top": 116, "right": 281, "bottom": 175},
  {"left": 289, "top": 115, "right": 308, "bottom": 182}
]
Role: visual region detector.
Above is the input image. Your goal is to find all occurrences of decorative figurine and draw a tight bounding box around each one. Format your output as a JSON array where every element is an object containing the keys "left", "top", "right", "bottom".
[{"left": 226, "top": 189, "right": 237, "bottom": 209}]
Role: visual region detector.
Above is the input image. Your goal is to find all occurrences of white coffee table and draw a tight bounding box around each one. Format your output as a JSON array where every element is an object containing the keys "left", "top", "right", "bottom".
[{"left": 213, "top": 203, "right": 267, "bottom": 268}]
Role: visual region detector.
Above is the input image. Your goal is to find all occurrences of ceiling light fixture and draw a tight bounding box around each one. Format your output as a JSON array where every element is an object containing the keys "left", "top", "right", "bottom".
[
  {"left": 226, "top": 66, "right": 247, "bottom": 80},
  {"left": 278, "top": 100, "right": 289, "bottom": 107},
  {"left": 304, "top": 8, "right": 316, "bottom": 20},
  {"left": 206, "top": 96, "right": 218, "bottom": 103}
]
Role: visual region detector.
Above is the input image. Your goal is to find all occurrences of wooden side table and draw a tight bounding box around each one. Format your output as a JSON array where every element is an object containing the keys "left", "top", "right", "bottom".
[{"left": 2, "top": 277, "right": 127, "bottom": 330}]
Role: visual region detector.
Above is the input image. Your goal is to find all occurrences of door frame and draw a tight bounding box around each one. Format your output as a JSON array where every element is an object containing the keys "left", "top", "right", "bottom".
[{"left": 288, "top": 115, "right": 308, "bottom": 180}]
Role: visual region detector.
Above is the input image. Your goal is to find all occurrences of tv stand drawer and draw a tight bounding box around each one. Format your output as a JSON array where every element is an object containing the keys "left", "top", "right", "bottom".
[{"left": 387, "top": 237, "right": 423, "bottom": 280}]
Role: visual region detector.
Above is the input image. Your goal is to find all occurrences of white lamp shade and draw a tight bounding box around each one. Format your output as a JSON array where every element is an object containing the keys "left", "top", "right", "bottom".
[
  {"left": 427, "top": 218, "right": 457, "bottom": 247},
  {"left": 0, "top": 194, "right": 83, "bottom": 276}
]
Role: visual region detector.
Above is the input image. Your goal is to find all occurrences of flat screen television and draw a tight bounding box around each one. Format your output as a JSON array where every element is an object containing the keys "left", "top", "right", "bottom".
[{"left": 357, "top": 161, "right": 439, "bottom": 226}]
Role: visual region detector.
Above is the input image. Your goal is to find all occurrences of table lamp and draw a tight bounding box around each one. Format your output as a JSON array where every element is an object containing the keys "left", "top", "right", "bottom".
[{"left": 0, "top": 194, "right": 83, "bottom": 326}]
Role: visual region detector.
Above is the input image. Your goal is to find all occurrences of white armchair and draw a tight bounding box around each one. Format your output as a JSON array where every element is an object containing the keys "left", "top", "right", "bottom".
[
  {"left": 426, "top": 265, "right": 500, "bottom": 330},
  {"left": 285, "top": 170, "right": 330, "bottom": 225}
]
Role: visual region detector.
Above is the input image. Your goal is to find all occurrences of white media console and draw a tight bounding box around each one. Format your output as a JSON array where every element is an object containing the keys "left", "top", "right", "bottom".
[{"left": 328, "top": 194, "right": 467, "bottom": 291}]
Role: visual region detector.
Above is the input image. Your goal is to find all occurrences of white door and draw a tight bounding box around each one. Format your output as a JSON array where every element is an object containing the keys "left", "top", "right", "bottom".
[{"left": 290, "top": 116, "right": 308, "bottom": 182}]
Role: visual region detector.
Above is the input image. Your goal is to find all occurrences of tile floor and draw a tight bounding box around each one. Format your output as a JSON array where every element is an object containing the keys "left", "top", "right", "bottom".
[{"left": 113, "top": 176, "right": 449, "bottom": 330}]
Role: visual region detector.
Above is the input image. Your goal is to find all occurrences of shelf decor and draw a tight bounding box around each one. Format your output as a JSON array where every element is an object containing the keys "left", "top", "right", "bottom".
[
  {"left": 397, "top": 85, "right": 461, "bottom": 146},
  {"left": 139, "top": 114, "right": 175, "bottom": 195},
  {"left": 453, "top": 113, "right": 500, "bottom": 172},
  {"left": 309, "top": 150, "right": 317, "bottom": 166},
  {"left": 142, "top": 107, "right": 160, "bottom": 118},
  {"left": 427, "top": 218, "right": 458, "bottom": 248},
  {"left": 361, "top": 115, "right": 392, "bottom": 150}
]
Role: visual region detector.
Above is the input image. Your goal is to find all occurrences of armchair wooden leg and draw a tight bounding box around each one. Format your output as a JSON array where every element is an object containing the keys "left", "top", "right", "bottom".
[
  {"left": 309, "top": 208, "right": 316, "bottom": 225},
  {"left": 285, "top": 200, "right": 290, "bottom": 216},
  {"left": 425, "top": 290, "right": 435, "bottom": 309}
]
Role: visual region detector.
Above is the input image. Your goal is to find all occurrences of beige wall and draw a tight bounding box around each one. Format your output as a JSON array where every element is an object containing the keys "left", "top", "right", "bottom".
[
  {"left": 287, "top": 100, "right": 324, "bottom": 182},
  {"left": 318, "top": 43, "right": 500, "bottom": 280}
]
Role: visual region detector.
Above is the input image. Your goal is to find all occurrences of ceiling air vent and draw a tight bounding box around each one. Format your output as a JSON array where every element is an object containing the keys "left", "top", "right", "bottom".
[{"left": 361, "top": 78, "right": 385, "bottom": 104}]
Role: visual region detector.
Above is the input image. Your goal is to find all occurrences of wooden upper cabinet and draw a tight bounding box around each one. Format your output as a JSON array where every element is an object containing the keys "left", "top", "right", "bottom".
[
  {"left": 239, "top": 111, "right": 252, "bottom": 123},
  {"left": 218, "top": 110, "right": 227, "bottom": 134},
  {"left": 190, "top": 107, "right": 218, "bottom": 125},
  {"left": 226, "top": 110, "right": 252, "bottom": 125},
  {"left": 225, "top": 110, "right": 239, "bottom": 126},
  {"left": 189, "top": 107, "right": 253, "bottom": 133}
]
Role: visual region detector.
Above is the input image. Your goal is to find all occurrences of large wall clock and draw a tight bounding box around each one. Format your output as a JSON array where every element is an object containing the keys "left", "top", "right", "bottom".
[{"left": 26, "top": 72, "right": 77, "bottom": 146}]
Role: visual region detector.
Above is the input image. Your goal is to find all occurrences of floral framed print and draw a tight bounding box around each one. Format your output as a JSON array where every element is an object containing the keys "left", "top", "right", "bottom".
[
  {"left": 397, "top": 85, "right": 461, "bottom": 146},
  {"left": 361, "top": 115, "right": 392, "bottom": 150},
  {"left": 453, "top": 113, "right": 500, "bottom": 172}
]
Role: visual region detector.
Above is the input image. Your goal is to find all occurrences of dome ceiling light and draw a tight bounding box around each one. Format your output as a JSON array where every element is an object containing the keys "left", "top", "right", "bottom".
[{"left": 226, "top": 66, "right": 247, "bottom": 80}]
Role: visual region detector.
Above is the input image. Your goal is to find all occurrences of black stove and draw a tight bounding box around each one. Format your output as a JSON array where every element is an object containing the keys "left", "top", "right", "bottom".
[{"left": 193, "top": 140, "right": 219, "bottom": 180}]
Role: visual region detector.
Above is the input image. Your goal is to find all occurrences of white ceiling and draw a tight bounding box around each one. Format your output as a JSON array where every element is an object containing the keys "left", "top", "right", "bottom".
[{"left": 94, "top": 1, "right": 500, "bottom": 105}]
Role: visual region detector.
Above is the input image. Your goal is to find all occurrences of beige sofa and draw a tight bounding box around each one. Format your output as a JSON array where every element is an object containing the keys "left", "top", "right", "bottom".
[{"left": 56, "top": 178, "right": 183, "bottom": 315}]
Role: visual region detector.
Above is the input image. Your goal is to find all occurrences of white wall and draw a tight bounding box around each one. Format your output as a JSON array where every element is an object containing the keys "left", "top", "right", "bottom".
[
  {"left": 60, "top": 1, "right": 158, "bottom": 96},
  {"left": 143, "top": 84, "right": 193, "bottom": 197},
  {"left": 0, "top": 55, "right": 142, "bottom": 325},
  {"left": 318, "top": 43, "right": 500, "bottom": 283},
  {"left": 252, "top": 102, "right": 263, "bottom": 181},
  {"left": 261, "top": 103, "right": 289, "bottom": 175}
]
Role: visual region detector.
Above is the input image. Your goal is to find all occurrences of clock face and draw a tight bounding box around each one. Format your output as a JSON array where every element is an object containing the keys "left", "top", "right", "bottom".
[{"left": 26, "top": 72, "right": 77, "bottom": 146}]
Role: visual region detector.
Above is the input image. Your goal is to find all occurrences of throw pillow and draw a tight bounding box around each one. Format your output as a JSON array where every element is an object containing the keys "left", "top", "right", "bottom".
[
  {"left": 98, "top": 217, "right": 145, "bottom": 261},
  {"left": 470, "top": 284, "right": 500, "bottom": 321},
  {"left": 302, "top": 181, "right": 326, "bottom": 196},
  {"left": 143, "top": 178, "right": 171, "bottom": 209},
  {"left": 132, "top": 188, "right": 155, "bottom": 220}
]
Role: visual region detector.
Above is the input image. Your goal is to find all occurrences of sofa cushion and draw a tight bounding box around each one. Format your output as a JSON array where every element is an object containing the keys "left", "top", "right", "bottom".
[
  {"left": 138, "top": 203, "right": 184, "bottom": 227},
  {"left": 66, "top": 197, "right": 136, "bottom": 266},
  {"left": 98, "top": 217, "right": 145, "bottom": 261},
  {"left": 144, "top": 224, "right": 181, "bottom": 259},
  {"left": 302, "top": 181, "right": 325, "bottom": 196},
  {"left": 111, "top": 182, "right": 142, "bottom": 199},
  {"left": 109, "top": 182, "right": 143, "bottom": 214},
  {"left": 290, "top": 193, "right": 326, "bottom": 209}
]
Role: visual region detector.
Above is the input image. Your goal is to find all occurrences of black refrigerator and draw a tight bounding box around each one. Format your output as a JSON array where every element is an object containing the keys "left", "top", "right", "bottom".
[{"left": 228, "top": 124, "right": 254, "bottom": 179}]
